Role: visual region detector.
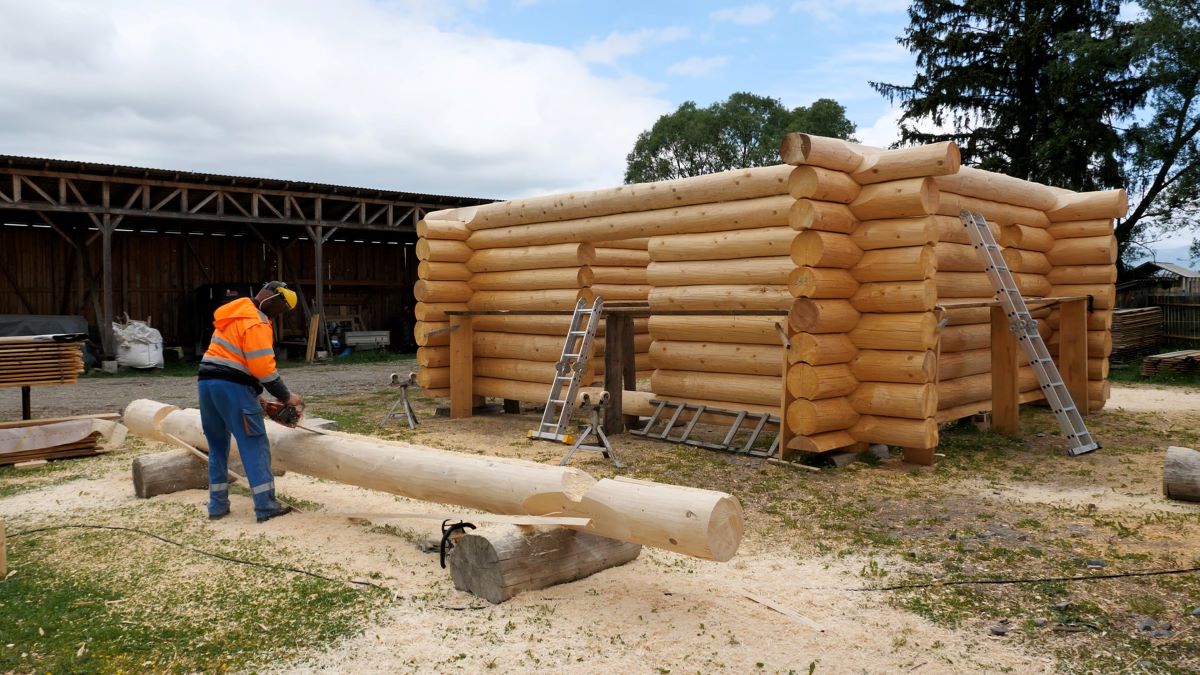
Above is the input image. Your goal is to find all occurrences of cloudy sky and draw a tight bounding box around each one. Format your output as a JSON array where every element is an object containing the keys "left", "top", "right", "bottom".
[{"left": 0, "top": 0, "right": 916, "bottom": 200}]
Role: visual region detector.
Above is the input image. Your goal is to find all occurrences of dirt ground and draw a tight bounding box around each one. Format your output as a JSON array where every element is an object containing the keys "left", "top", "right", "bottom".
[{"left": 3, "top": 368, "right": 1200, "bottom": 673}]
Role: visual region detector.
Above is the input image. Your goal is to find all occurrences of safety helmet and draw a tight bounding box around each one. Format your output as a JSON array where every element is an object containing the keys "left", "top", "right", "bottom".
[{"left": 260, "top": 281, "right": 298, "bottom": 311}]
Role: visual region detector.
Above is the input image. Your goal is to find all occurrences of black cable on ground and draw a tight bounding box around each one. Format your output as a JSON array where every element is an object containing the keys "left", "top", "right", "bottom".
[{"left": 6, "top": 524, "right": 396, "bottom": 596}]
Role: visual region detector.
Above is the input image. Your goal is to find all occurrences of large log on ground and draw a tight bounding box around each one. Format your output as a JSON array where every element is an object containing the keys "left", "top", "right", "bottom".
[
  {"left": 791, "top": 231, "right": 863, "bottom": 268},
  {"left": 1163, "top": 446, "right": 1200, "bottom": 503},
  {"left": 648, "top": 257, "right": 793, "bottom": 287},
  {"left": 851, "top": 216, "right": 938, "bottom": 250},
  {"left": 851, "top": 245, "right": 936, "bottom": 282},
  {"left": 468, "top": 243, "right": 596, "bottom": 273},
  {"left": 652, "top": 370, "right": 783, "bottom": 408},
  {"left": 469, "top": 267, "right": 593, "bottom": 291},
  {"left": 649, "top": 285, "right": 792, "bottom": 310},
  {"left": 788, "top": 166, "right": 861, "bottom": 203},
  {"left": 132, "top": 449, "right": 209, "bottom": 498},
  {"left": 448, "top": 526, "right": 642, "bottom": 604},
  {"left": 649, "top": 227, "right": 794, "bottom": 262},
  {"left": 789, "top": 267, "right": 860, "bottom": 299},
  {"left": 649, "top": 316, "right": 779, "bottom": 345},
  {"left": 465, "top": 165, "right": 791, "bottom": 230},
  {"left": 789, "top": 199, "right": 858, "bottom": 233},
  {"left": 850, "top": 177, "right": 938, "bottom": 220},
  {"left": 124, "top": 401, "right": 743, "bottom": 561},
  {"left": 650, "top": 341, "right": 782, "bottom": 376},
  {"left": 1046, "top": 189, "right": 1128, "bottom": 221},
  {"left": 467, "top": 195, "right": 794, "bottom": 249}
]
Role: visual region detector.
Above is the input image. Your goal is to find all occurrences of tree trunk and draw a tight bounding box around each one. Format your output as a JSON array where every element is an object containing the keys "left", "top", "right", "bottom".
[{"left": 132, "top": 449, "right": 209, "bottom": 498}]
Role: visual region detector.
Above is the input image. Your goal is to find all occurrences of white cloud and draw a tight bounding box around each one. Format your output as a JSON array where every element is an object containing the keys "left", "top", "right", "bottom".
[
  {"left": 666, "top": 56, "right": 730, "bottom": 78},
  {"left": 855, "top": 106, "right": 904, "bottom": 148},
  {"left": 577, "top": 27, "right": 690, "bottom": 65},
  {"left": 0, "top": 0, "right": 671, "bottom": 199},
  {"left": 790, "top": 0, "right": 907, "bottom": 22},
  {"left": 711, "top": 4, "right": 774, "bottom": 25}
]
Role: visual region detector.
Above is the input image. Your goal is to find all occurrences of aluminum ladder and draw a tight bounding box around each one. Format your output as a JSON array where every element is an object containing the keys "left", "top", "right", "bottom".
[
  {"left": 960, "top": 210, "right": 1099, "bottom": 456},
  {"left": 529, "top": 297, "right": 603, "bottom": 443}
]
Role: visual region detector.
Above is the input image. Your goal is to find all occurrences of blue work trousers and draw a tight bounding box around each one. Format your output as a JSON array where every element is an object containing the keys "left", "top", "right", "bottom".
[{"left": 197, "top": 378, "right": 282, "bottom": 519}]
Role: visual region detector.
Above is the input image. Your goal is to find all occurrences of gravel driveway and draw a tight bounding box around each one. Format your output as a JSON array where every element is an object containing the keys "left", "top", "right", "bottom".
[{"left": 1, "top": 358, "right": 418, "bottom": 419}]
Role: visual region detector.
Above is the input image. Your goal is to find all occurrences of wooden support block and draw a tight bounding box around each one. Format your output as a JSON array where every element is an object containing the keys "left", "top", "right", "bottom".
[
  {"left": 448, "top": 526, "right": 642, "bottom": 604},
  {"left": 132, "top": 449, "right": 209, "bottom": 498},
  {"left": 603, "top": 314, "right": 638, "bottom": 434},
  {"left": 1163, "top": 446, "right": 1200, "bottom": 503},
  {"left": 1058, "top": 299, "right": 1089, "bottom": 415},
  {"left": 449, "top": 315, "right": 474, "bottom": 418},
  {"left": 903, "top": 447, "right": 935, "bottom": 466},
  {"left": 991, "top": 306, "right": 1020, "bottom": 436},
  {"left": 14, "top": 460, "right": 48, "bottom": 470}
]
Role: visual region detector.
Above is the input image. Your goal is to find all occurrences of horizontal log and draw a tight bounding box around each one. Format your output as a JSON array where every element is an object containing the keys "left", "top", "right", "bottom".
[
  {"left": 850, "top": 312, "right": 938, "bottom": 350},
  {"left": 417, "top": 346, "right": 449, "bottom": 368},
  {"left": 467, "top": 195, "right": 794, "bottom": 249},
  {"left": 475, "top": 358, "right": 569, "bottom": 384},
  {"left": 593, "top": 332, "right": 653, "bottom": 356},
  {"left": 932, "top": 166, "right": 1058, "bottom": 211},
  {"left": 467, "top": 243, "right": 596, "bottom": 273},
  {"left": 934, "top": 213, "right": 999, "bottom": 245},
  {"left": 593, "top": 248, "right": 650, "bottom": 266},
  {"left": 416, "top": 218, "right": 470, "bottom": 240},
  {"left": 1046, "top": 219, "right": 1113, "bottom": 239},
  {"left": 788, "top": 166, "right": 860, "bottom": 203},
  {"left": 469, "top": 267, "right": 592, "bottom": 291},
  {"left": 789, "top": 199, "right": 859, "bottom": 233},
  {"left": 1049, "top": 284, "right": 1115, "bottom": 309},
  {"left": 1015, "top": 274, "right": 1052, "bottom": 297},
  {"left": 415, "top": 321, "right": 450, "bottom": 347},
  {"left": 1047, "top": 265, "right": 1117, "bottom": 284},
  {"left": 939, "top": 323, "right": 990, "bottom": 352},
  {"left": 851, "top": 216, "right": 937, "bottom": 250},
  {"left": 591, "top": 284, "right": 651, "bottom": 301},
  {"left": 1046, "top": 189, "right": 1128, "bottom": 221},
  {"left": 1045, "top": 235, "right": 1118, "bottom": 266},
  {"left": 936, "top": 348, "right": 991, "bottom": 380},
  {"left": 850, "top": 177, "right": 939, "bottom": 220},
  {"left": 649, "top": 226, "right": 794, "bottom": 262},
  {"left": 418, "top": 261, "right": 472, "bottom": 281},
  {"left": 851, "top": 382, "right": 937, "bottom": 419},
  {"left": 786, "top": 431, "right": 858, "bottom": 454},
  {"left": 789, "top": 267, "right": 860, "bottom": 299},
  {"left": 851, "top": 415, "right": 938, "bottom": 451},
  {"left": 787, "top": 397, "right": 859, "bottom": 435},
  {"left": 787, "top": 363, "right": 857, "bottom": 399},
  {"left": 133, "top": 449, "right": 208, "bottom": 499},
  {"left": 648, "top": 285, "right": 792, "bottom": 311},
  {"left": 474, "top": 332, "right": 574, "bottom": 361},
  {"left": 414, "top": 280, "right": 473, "bottom": 304},
  {"left": 649, "top": 316, "right": 779, "bottom": 345},
  {"left": 596, "top": 238, "right": 650, "bottom": 250},
  {"left": 466, "top": 164, "right": 791, "bottom": 230},
  {"left": 473, "top": 377, "right": 549, "bottom": 403},
  {"left": 791, "top": 231, "right": 863, "bottom": 269},
  {"left": 1089, "top": 379, "right": 1110, "bottom": 411},
  {"left": 850, "top": 280, "right": 937, "bottom": 312},
  {"left": 940, "top": 302, "right": 992, "bottom": 326},
  {"left": 414, "top": 302, "right": 468, "bottom": 323},
  {"left": 851, "top": 245, "right": 936, "bottom": 282},
  {"left": 652, "top": 370, "right": 783, "bottom": 408},
  {"left": 937, "top": 372, "right": 991, "bottom": 409},
  {"left": 467, "top": 289, "right": 593, "bottom": 311},
  {"left": 999, "top": 224, "right": 1055, "bottom": 252},
  {"left": 779, "top": 133, "right": 866, "bottom": 172},
  {"left": 416, "top": 367, "right": 449, "bottom": 389},
  {"left": 416, "top": 239, "right": 472, "bottom": 263},
  {"left": 935, "top": 242, "right": 985, "bottom": 272},
  {"left": 590, "top": 266, "right": 649, "bottom": 284},
  {"left": 935, "top": 272, "right": 995, "bottom": 299},
  {"left": 1088, "top": 357, "right": 1110, "bottom": 380},
  {"left": 648, "top": 257, "right": 793, "bottom": 287},
  {"left": 1001, "top": 249, "right": 1052, "bottom": 275},
  {"left": 851, "top": 349, "right": 936, "bottom": 384},
  {"left": 789, "top": 299, "right": 861, "bottom": 333},
  {"left": 850, "top": 141, "right": 960, "bottom": 184},
  {"left": 937, "top": 191, "right": 1050, "bottom": 228},
  {"left": 650, "top": 341, "right": 782, "bottom": 376},
  {"left": 418, "top": 387, "right": 450, "bottom": 398},
  {"left": 789, "top": 333, "right": 859, "bottom": 365}
]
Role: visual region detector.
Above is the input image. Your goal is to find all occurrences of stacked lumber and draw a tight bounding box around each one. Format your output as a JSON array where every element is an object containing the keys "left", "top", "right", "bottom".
[
  {"left": 1111, "top": 307, "right": 1163, "bottom": 357},
  {"left": 1140, "top": 350, "right": 1200, "bottom": 377},
  {"left": 0, "top": 415, "right": 126, "bottom": 466},
  {"left": 0, "top": 336, "right": 85, "bottom": 386},
  {"left": 589, "top": 237, "right": 652, "bottom": 381}
]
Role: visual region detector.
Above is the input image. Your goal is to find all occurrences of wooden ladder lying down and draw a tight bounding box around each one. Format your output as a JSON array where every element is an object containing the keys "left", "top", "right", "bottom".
[{"left": 631, "top": 399, "right": 781, "bottom": 458}]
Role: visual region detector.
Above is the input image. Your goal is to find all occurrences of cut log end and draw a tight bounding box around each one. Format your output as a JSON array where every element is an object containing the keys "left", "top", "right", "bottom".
[
  {"left": 1163, "top": 446, "right": 1200, "bottom": 503},
  {"left": 132, "top": 449, "right": 209, "bottom": 498}
]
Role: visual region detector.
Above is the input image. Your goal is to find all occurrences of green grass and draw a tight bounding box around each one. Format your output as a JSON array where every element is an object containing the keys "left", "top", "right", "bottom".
[{"left": 1108, "top": 342, "right": 1200, "bottom": 387}]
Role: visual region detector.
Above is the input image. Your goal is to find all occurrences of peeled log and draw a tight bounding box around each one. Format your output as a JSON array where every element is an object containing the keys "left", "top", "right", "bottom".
[
  {"left": 467, "top": 195, "right": 793, "bottom": 250},
  {"left": 940, "top": 324, "right": 990, "bottom": 352},
  {"left": 1000, "top": 224, "right": 1055, "bottom": 252},
  {"left": 591, "top": 285, "right": 650, "bottom": 301},
  {"left": 653, "top": 370, "right": 783, "bottom": 408},
  {"left": 125, "top": 400, "right": 743, "bottom": 561},
  {"left": 850, "top": 313, "right": 938, "bottom": 350},
  {"left": 1016, "top": 274, "right": 1052, "bottom": 297},
  {"left": 648, "top": 257, "right": 792, "bottom": 287},
  {"left": 779, "top": 133, "right": 867, "bottom": 172},
  {"left": 474, "top": 332, "right": 573, "bottom": 361},
  {"left": 649, "top": 315, "right": 779, "bottom": 345},
  {"left": 932, "top": 166, "right": 1057, "bottom": 211},
  {"left": 789, "top": 267, "right": 860, "bottom": 299},
  {"left": 1047, "top": 219, "right": 1113, "bottom": 239},
  {"left": 414, "top": 280, "right": 473, "bottom": 304},
  {"left": 416, "top": 367, "right": 450, "bottom": 389},
  {"left": 789, "top": 333, "right": 859, "bottom": 365},
  {"left": 593, "top": 248, "right": 651, "bottom": 266},
  {"left": 935, "top": 242, "right": 986, "bottom": 272},
  {"left": 132, "top": 449, "right": 209, "bottom": 498},
  {"left": 787, "top": 363, "right": 857, "bottom": 399},
  {"left": 1050, "top": 284, "right": 1116, "bottom": 309},
  {"left": 417, "top": 347, "right": 449, "bottom": 368},
  {"left": 851, "top": 382, "right": 937, "bottom": 419},
  {"left": 650, "top": 341, "right": 782, "bottom": 376},
  {"left": 851, "top": 280, "right": 937, "bottom": 312},
  {"left": 851, "top": 245, "right": 936, "bottom": 282},
  {"left": 418, "top": 261, "right": 472, "bottom": 281},
  {"left": 789, "top": 299, "right": 861, "bottom": 333},
  {"left": 786, "top": 397, "right": 859, "bottom": 435},
  {"left": 1046, "top": 236, "right": 1118, "bottom": 266},
  {"left": 937, "top": 192, "right": 1049, "bottom": 228},
  {"left": 591, "top": 266, "right": 649, "bottom": 284},
  {"left": 788, "top": 166, "right": 861, "bottom": 203},
  {"left": 468, "top": 243, "right": 596, "bottom": 273},
  {"left": 597, "top": 238, "right": 650, "bottom": 250},
  {"left": 935, "top": 272, "right": 996, "bottom": 299},
  {"left": 851, "top": 415, "right": 938, "bottom": 451},
  {"left": 622, "top": 389, "right": 780, "bottom": 422},
  {"left": 416, "top": 219, "right": 470, "bottom": 240},
  {"left": 790, "top": 231, "right": 863, "bottom": 268},
  {"left": 1047, "top": 265, "right": 1117, "bottom": 284},
  {"left": 649, "top": 227, "right": 794, "bottom": 262},
  {"left": 470, "top": 267, "right": 592, "bottom": 291},
  {"left": 448, "top": 526, "right": 641, "bottom": 604},
  {"left": 786, "top": 431, "right": 858, "bottom": 454},
  {"left": 940, "top": 302, "right": 993, "bottom": 327},
  {"left": 1162, "top": 446, "right": 1200, "bottom": 503},
  {"left": 935, "top": 214, "right": 999, "bottom": 245},
  {"left": 851, "top": 216, "right": 937, "bottom": 250},
  {"left": 649, "top": 285, "right": 792, "bottom": 311},
  {"left": 416, "top": 239, "right": 472, "bottom": 263},
  {"left": 851, "top": 349, "right": 936, "bottom": 384},
  {"left": 1002, "top": 249, "right": 1052, "bottom": 275},
  {"left": 475, "top": 358, "right": 565, "bottom": 384},
  {"left": 415, "top": 303, "right": 468, "bottom": 323},
  {"left": 1047, "top": 189, "right": 1128, "bottom": 222},
  {"left": 789, "top": 199, "right": 859, "bottom": 234},
  {"left": 850, "top": 141, "right": 960, "bottom": 184},
  {"left": 468, "top": 289, "right": 593, "bottom": 311},
  {"left": 415, "top": 321, "right": 450, "bottom": 347},
  {"left": 850, "top": 177, "right": 938, "bottom": 220},
  {"left": 936, "top": 348, "right": 991, "bottom": 380}
]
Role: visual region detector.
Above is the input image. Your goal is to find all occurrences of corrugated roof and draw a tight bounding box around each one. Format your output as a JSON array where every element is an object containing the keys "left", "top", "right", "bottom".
[
  {"left": 0, "top": 154, "right": 496, "bottom": 207},
  {"left": 1132, "top": 261, "right": 1200, "bottom": 278}
]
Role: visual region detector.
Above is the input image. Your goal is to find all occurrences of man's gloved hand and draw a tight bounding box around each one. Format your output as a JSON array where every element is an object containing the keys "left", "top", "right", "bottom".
[{"left": 286, "top": 393, "right": 304, "bottom": 410}]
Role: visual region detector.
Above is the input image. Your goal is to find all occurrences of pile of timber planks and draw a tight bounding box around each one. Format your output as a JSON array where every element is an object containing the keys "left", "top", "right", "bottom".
[
  {"left": 0, "top": 335, "right": 86, "bottom": 387},
  {"left": 0, "top": 414, "right": 125, "bottom": 466},
  {"left": 1111, "top": 307, "right": 1163, "bottom": 357},
  {"left": 1140, "top": 350, "right": 1200, "bottom": 377}
]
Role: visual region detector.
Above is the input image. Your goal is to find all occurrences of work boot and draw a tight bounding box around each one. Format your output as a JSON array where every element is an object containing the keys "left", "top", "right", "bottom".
[
  {"left": 256, "top": 505, "right": 294, "bottom": 523},
  {"left": 208, "top": 511, "right": 230, "bottom": 521}
]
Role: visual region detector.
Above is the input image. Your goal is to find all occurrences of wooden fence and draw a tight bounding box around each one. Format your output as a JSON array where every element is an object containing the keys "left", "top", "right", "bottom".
[{"left": 1150, "top": 295, "right": 1200, "bottom": 340}]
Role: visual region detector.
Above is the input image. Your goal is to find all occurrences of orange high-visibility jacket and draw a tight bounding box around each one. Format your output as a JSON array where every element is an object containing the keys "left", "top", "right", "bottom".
[{"left": 201, "top": 298, "right": 281, "bottom": 386}]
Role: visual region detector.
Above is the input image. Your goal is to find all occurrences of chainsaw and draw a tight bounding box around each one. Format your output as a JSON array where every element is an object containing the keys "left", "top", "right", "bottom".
[{"left": 261, "top": 398, "right": 333, "bottom": 436}]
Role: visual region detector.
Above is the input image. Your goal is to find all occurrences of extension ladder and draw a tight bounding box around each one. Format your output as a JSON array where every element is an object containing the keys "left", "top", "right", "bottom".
[
  {"left": 529, "top": 297, "right": 603, "bottom": 443},
  {"left": 631, "top": 399, "right": 781, "bottom": 458},
  {"left": 960, "top": 210, "right": 1099, "bottom": 456}
]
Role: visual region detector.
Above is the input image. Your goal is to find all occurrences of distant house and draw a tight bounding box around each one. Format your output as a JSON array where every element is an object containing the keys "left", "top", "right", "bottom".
[{"left": 1117, "top": 262, "right": 1200, "bottom": 307}]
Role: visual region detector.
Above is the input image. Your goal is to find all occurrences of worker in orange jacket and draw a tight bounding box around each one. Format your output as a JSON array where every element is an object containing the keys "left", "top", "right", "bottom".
[{"left": 198, "top": 281, "right": 302, "bottom": 522}]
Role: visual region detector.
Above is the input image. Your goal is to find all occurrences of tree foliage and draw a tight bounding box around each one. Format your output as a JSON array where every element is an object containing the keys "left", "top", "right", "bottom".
[
  {"left": 873, "top": 0, "right": 1200, "bottom": 269},
  {"left": 624, "top": 93, "right": 856, "bottom": 183}
]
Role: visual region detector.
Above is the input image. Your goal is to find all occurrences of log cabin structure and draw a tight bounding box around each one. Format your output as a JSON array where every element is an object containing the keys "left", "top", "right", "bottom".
[
  {"left": 0, "top": 155, "right": 491, "bottom": 355},
  {"left": 414, "top": 134, "right": 1126, "bottom": 464}
]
